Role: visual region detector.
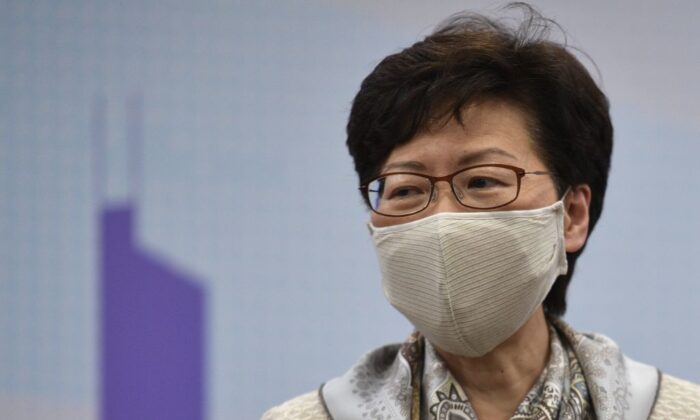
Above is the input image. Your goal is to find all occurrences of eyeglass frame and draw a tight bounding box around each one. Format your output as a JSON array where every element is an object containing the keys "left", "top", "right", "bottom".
[{"left": 359, "top": 163, "right": 551, "bottom": 217}]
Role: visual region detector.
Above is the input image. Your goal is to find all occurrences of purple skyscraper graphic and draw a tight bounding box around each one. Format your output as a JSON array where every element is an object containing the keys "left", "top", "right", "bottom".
[{"left": 95, "top": 95, "right": 205, "bottom": 420}]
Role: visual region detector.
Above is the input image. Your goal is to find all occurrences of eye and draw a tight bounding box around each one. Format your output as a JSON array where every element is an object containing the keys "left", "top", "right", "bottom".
[
  {"left": 467, "top": 177, "right": 500, "bottom": 189},
  {"left": 387, "top": 185, "right": 426, "bottom": 199}
]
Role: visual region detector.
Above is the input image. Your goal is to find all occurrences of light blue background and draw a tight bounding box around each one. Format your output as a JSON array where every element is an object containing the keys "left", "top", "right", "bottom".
[{"left": 1, "top": 1, "right": 698, "bottom": 419}]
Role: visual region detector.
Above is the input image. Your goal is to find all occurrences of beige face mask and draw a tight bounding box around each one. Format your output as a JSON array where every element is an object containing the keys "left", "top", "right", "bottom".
[{"left": 369, "top": 200, "right": 568, "bottom": 357}]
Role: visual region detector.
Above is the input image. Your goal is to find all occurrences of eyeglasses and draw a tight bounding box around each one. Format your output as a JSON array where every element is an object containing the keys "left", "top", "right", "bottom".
[{"left": 359, "top": 164, "right": 551, "bottom": 217}]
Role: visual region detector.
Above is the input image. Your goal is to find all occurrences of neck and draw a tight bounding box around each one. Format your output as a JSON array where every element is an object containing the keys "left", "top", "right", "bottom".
[{"left": 434, "top": 307, "right": 550, "bottom": 420}]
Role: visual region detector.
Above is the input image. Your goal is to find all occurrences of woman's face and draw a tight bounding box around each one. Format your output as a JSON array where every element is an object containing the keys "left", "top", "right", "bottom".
[{"left": 371, "top": 100, "right": 560, "bottom": 228}]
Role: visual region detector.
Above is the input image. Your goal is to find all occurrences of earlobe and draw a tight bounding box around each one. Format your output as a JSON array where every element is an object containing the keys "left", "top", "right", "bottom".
[{"left": 563, "top": 185, "right": 591, "bottom": 253}]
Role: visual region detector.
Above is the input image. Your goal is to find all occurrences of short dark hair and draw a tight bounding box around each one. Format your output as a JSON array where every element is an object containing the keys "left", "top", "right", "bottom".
[{"left": 346, "top": 4, "right": 613, "bottom": 316}]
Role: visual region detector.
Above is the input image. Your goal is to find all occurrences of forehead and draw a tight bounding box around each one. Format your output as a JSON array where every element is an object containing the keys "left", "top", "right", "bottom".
[{"left": 382, "top": 100, "right": 542, "bottom": 173}]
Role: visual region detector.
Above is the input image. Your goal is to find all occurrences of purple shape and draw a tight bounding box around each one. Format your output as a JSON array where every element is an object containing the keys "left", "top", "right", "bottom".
[{"left": 100, "top": 206, "right": 205, "bottom": 420}]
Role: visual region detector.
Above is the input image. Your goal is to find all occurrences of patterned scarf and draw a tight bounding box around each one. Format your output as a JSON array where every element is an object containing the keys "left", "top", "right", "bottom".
[
  {"left": 321, "top": 317, "right": 659, "bottom": 419},
  {"left": 414, "top": 325, "right": 594, "bottom": 420}
]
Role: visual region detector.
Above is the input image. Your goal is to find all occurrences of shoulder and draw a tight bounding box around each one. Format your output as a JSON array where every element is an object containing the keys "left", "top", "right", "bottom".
[
  {"left": 262, "top": 342, "right": 405, "bottom": 420},
  {"left": 261, "top": 390, "right": 330, "bottom": 420},
  {"left": 650, "top": 373, "right": 700, "bottom": 419}
]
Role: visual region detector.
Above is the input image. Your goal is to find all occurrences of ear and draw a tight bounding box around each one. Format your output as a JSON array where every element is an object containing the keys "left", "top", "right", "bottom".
[{"left": 563, "top": 184, "right": 591, "bottom": 253}]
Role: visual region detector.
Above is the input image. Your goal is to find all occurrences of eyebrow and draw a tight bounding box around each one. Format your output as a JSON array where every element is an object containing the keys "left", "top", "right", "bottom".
[
  {"left": 456, "top": 147, "right": 518, "bottom": 167},
  {"left": 382, "top": 160, "right": 427, "bottom": 172},
  {"left": 381, "top": 147, "right": 518, "bottom": 173}
]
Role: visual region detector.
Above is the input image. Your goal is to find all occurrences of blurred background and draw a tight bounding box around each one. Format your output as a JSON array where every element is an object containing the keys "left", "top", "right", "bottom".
[{"left": 1, "top": 1, "right": 699, "bottom": 418}]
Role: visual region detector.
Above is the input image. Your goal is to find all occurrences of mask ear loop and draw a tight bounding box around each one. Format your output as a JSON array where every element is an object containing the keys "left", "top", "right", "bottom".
[{"left": 559, "top": 186, "right": 572, "bottom": 202}]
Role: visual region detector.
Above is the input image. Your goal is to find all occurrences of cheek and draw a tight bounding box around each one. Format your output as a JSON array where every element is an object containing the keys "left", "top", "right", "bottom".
[
  {"left": 370, "top": 213, "right": 392, "bottom": 228},
  {"left": 371, "top": 212, "right": 426, "bottom": 228},
  {"left": 515, "top": 177, "right": 560, "bottom": 208}
]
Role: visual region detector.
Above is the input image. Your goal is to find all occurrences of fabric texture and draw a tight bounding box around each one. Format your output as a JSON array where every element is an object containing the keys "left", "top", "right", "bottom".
[
  {"left": 262, "top": 320, "right": 699, "bottom": 419},
  {"left": 649, "top": 374, "right": 700, "bottom": 419},
  {"left": 369, "top": 202, "right": 567, "bottom": 357},
  {"left": 420, "top": 325, "right": 593, "bottom": 419},
  {"left": 321, "top": 318, "right": 656, "bottom": 419},
  {"left": 262, "top": 374, "right": 700, "bottom": 419}
]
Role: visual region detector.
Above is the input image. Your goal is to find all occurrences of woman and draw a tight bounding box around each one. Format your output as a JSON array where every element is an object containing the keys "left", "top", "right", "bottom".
[{"left": 264, "top": 5, "right": 700, "bottom": 420}]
